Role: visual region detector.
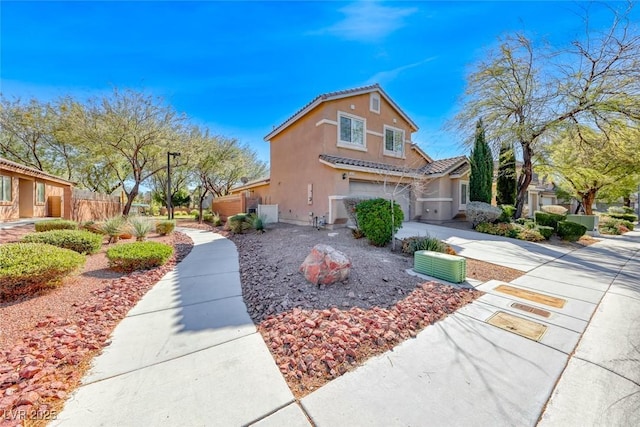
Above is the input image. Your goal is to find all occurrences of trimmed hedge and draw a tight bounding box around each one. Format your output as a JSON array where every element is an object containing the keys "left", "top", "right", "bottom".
[
  {"left": 225, "top": 214, "right": 252, "bottom": 234},
  {"left": 475, "top": 222, "right": 519, "bottom": 238},
  {"left": 608, "top": 213, "right": 638, "bottom": 222},
  {"left": 0, "top": 243, "right": 85, "bottom": 301},
  {"left": 541, "top": 205, "right": 568, "bottom": 215},
  {"left": 155, "top": 220, "right": 176, "bottom": 235},
  {"left": 356, "top": 198, "right": 404, "bottom": 247},
  {"left": 106, "top": 242, "right": 174, "bottom": 272},
  {"left": 537, "top": 225, "right": 554, "bottom": 240},
  {"left": 557, "top": 221, "right": 587, "bottom": 242},
  {"left": 35, "top": 219, "right": 78, "bottom": 232},
  {"left": 534, "top": 211, "right": 566, "bottom": 231},
  {"left": 22, "top": 229, "right": 103, "bottom": 254},
  {"left": 517, "top": 228, "right": 545, "bottom": 242}
]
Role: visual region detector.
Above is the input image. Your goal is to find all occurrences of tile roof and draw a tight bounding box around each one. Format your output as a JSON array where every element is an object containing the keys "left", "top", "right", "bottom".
[
  {"left": 319, "top": 154, "right": 468, "bottom": 177},
  {"left": 265, "top": 84, "right": 418, "bottom": 141},
  {"left": 449, "top": 162, "right": 470, "bottom": 176},
  {"left": 0, "top": 157, "right": 74, "bottom": 185}
]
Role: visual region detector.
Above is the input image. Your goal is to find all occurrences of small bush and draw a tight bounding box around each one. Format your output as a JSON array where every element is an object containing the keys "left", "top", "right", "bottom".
[
  {"left": 156, "top": 220, "right": 176, "bottom": 235},
  {"left": 35, "top": 219, "right": 78, "bottom": 232},
  {"left": 106, "top": 242, "right": 173, "bottom": 272},
  {"left": 356, "top": 198, "right": 404, "bottom": 247},
  {"left": 536, "top": 225, "right": 554, "bottom": 240},
  {"left": 607, "top": 206, "right": 625, "bottom": 215},
  {"left": 466, "top": 201, "right": 502, "bottom": 227},
  {"left": 622, "top": 206, "right": 635, "bottom": 214},
  {"left": 401, "top": 236, "right": 447, "bottom": 254},
  {"left": 22, "top": 230, "right": 103, "bottom": 254},
  {"left": 475, "top": 222, "right": 519, "bottom": 238},
  {"left": 101, "top": 216, "right": 126, "bottom": 243},
  {"left": 211, "top": 212, "right": 222, "bottom": 226},
  {"left": 599, "top": 218, "right": 634, "bottom": 235},
  {"left": 0, "top": 243, "right": 85, "bottom": 301},
  {"left": 515, "top": 217, "right": 531, "bottom": 225},
  {"left": 351, "top": 228, "right": 365, "bottom": 239},
  {"left": 251, "top": 214, "right": 266, "bottom": 232},
  {"left": 225, "top": 214, "right": 252, "bottom": 234},
  {"left": 608, "top": 213, "right": 638, "bottom": 222},
  {"left": 557, "top": 221, "right": 587, "bottom": 242},
  {"left": 498, "top": 205, "right": 516, "bottom": 223},
  {"left": 129, "top": 217, "right": 154, "bottom": 241},
  {"left": 516, "top": 228, "right": 545, "bottom": 242},
  {"left": 535, "top": 211, "right": 566, "bottom": 231},
  {"left": 541, "top": 205, "right": 568, "bottom": 215},
  {"left": 81, "top": 221, "right": 105, "bottom": 234}
]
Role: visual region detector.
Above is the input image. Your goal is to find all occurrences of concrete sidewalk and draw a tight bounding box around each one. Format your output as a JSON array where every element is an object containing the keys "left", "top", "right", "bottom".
[
  {"left": 301, "top": 229, "right": 640, "bottom": 426},
  {"left": 53, "top": 228, "right": 308, "bottom": 426}
]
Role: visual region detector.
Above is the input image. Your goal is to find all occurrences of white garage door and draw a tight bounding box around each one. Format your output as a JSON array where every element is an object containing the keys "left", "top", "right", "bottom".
[{"left": 349, "top": 181, "right": 410, "bottom": 221}]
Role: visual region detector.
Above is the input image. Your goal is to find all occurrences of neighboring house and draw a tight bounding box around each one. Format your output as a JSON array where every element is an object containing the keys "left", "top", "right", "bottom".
[
  {"left": 0, "top": 157, "right": 73, "bottom": 221},
  {"left": 492, "top": 161, "right": 558, "bottom": 216},
  {"left": 230, "top": 84, "right": 470, "bottom": 227}
]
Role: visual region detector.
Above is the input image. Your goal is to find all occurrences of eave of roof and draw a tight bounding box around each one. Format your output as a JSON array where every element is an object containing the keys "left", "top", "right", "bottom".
[
  {"left": 229, "top": 177, "right": 271, "bottom": 193},
  {"left": 319, "top": 154, "right": 468, "bottom": 179},
  {"left": 265, "top": 84, "right": 419, "bottom": 141},
  {"left": 0, "top": 157, "right": 75, "bottom": 185}
]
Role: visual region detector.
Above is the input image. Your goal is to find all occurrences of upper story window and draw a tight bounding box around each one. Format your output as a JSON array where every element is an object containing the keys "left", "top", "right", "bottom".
[
  {"left": 36, "top": 182, "right": 45, "bottom": 204},
  {"left": 338, "top": 112, "right": 365, "bottom": 148},
  {"left": 370, "top": 93, "right": 380, "bottom": 113},
  {"left": 384, "top": 126, "right": 405, "bottom": 156},
  {"left": 0, "top": 175, "right": 11, "bottom": 202}
]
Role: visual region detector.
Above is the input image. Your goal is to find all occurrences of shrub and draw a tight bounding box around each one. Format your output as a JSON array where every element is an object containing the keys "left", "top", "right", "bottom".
[
  {"left": 0, "top": 243, "right": 85, "bottom": 301},
  {"left": 128, "top": 217, "right": 154, "bottom": 241},
  {"left": 516, "top": 228, "right": 545, "bottom": 242},
  {"left": 156, "top": 220, "right": 176, "bottom": 235},
  {"left": 536, "top": 225, "right": 554, "bottom": 240},
  {"left": 557, "top": 221, "right": 587, "bottom": 242},
  {"left": 466, "top": 201, "right": 502, "bottom": 227},
  {"left": 351, "top": 228, "right": 365, "bottom": 239},
  {"left": 401, "top": 235, "right": 447, "bottom": 255},
  {"left": 106, "top": 242, "right": 173, "bottom": 272},
  {"left": 101, "top": 216, "right": 126, "bottom": 243},
  {"left": 356, "top": 198, "right": 404, "bottom": 247},
  {"left": 498, "top": 205, "right": 516, "bottom": 223},
  {"left": 251, "top": 214, "right": 266, "bottom": 233},
  {"left": 475, "top": 222, "right": 519, "bottom": 238},
  {"left": 211, "top": 212, "right": 222, "bottom": 226},
  {"left": 608, "top": 213, "right": 638, "bottom": 222},
  {"left": 607, "top": 206, "right": 625, "bottom": 215},
  {"left": 22, "top": 230, "right": 103, "bottom": 254},
  {"left": 599, "top": 218, "right": 634, "bottom": 235},
  {"left": 225, "top": 214, "right": 251, "bottom": 234},
  {"left": 541, "top": 205, "right": 568, "bottom": 215},
  {"left": 515, "top": 217, "right": 532, "bottom": 226},
  {"left": 35, "top": 219, "right": 78, "bottom": 232},
  {"left": 534, "top": 211, "right": 566, "bottom": 231},
  {"left": 81, "top": 221, "right": 105, "bottom": 234},
  {"left": 622, "top": 206, "right": 635, "bottom": 214}
]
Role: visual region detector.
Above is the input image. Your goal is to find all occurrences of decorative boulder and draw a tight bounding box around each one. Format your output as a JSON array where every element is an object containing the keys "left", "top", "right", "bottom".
[{"left": 300, "top": 244, "right": 351, "bottom": 285}]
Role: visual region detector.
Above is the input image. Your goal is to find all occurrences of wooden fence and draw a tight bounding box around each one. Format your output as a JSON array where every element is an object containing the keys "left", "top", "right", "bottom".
[
  {"left": 71, "top": 189, "right": 122, "bottom": 222},
  {"left": 211, "top": 193, "right": 261, "bottom": 220}
]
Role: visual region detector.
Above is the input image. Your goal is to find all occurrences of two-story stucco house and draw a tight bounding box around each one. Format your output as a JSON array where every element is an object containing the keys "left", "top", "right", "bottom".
[{"left": 230, "top": 84, "right": 470, "bottom": 227}]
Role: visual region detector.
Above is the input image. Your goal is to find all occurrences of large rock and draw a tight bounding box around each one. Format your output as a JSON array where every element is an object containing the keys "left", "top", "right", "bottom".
[{"left": 300, "top": 244, "right": 351, "bottom": 285}]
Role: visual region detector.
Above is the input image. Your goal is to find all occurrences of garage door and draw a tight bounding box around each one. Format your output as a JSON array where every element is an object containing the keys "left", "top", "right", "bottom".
[{"left": 349, "top": 181, "right": 410, "bottom": 221}]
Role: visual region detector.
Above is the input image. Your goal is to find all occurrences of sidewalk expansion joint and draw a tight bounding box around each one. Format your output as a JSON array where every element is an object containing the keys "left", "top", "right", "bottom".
[
  {"left": 80, "top": 331, "right": 259, "bottom": 387},
  {"left": 125, "top": 294, "right": 243, "bottom": 317},
  {"left": 240, "top": 400, "right": 297, "bottom": 427},
  {"left": 174, "top": 270, "right": 240, "bottom": 280},
  {"left": 573, "top": 356, "right": 640, "bottom": 388}
]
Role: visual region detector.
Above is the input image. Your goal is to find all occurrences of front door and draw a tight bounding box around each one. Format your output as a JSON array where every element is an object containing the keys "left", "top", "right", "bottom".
[{"left": 459, "top": 180, "right": 469, "bottom": 210}]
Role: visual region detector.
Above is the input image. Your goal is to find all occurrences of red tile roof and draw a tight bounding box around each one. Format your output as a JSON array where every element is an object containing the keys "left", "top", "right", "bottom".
[{"left": 319, "top": 154, "right": 468, "bottom": 177}]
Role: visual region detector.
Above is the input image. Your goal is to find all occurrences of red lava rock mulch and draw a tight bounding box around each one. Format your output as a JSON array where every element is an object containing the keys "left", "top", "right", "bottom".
[
  {"left": 259, "top": 282, "right": 482, "bottom": 398},
  {"left": 0, "top": 232, "right": 193, "bottom": 427}
]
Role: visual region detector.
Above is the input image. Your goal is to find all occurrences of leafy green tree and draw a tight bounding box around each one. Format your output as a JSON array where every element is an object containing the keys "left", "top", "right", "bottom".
[
  {"left": 469, "top": 119, "right": 493, "bottom": 203},
  {"left": 496, "top": 142, "right": 517, "bottom": 205},
  {"left": 455, "top": 4, "right": 640, "bottom": 218}
]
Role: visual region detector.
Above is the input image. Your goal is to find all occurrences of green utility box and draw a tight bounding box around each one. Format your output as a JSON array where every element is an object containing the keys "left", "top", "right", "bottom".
[
  {"left": 566, "top": 214, "right": 599, "bottom": 231},
  {"left": 414, "top": 250, "right": 467, "bottom": 284}
]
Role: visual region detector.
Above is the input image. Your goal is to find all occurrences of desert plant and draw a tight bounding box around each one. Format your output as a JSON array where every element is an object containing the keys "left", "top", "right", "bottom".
[
  {"left": 155, "top": 220, "right": 176, "bottom": 235},
  {"left": 351, "top": 228, "right": 365, "bottom": 239},
  {"left": 225, "top": 214, "right": 252, "bottom": 234},
  {"left": 35, "top": 219, "right": 78, "bottom": 232},
  {"left": 356, "top": 198, "right": 404, "bottom": 247},
  {"left": 541, "top": 205, "right": 568, "bottom": 215},
  {"left": 0, "top": 243, "right": 85, "bottom": 301},
  {"left": 466, "top": 201, "right": 502, "bottom": 228},
  {"left": 536, "top": 225, "right": 554, "bottom": 240},
  {"left": 343, "top": 197, "right": 366, "bottom": 231},
  {"left": 129, "top": 217, "right": 154, "bottom": 241},
  {"left": 81, "top": 221, "right": 105, "bottom": 234},
  {"left": 498, "top": 205, "right": 516, "bottom": 223},
  {"left": 599, "top": 218, "right": 634, "bottom": 235},
  {"left": 101, "top": 216, "right": 126, "bottom": 243},
  {"left": 557, "top": 221, "right": 587, "bottom": 242},
  {"left": 516, "top": 227, "right": 545, "bottom": 242},
  {"left": 534, "top": 211, "right": 567, "bottom": 231},
  {"left": 22, "top": 229, "right": 103, "bottom": 254},
  {"left": 211, "top": 211, "right": 222, "bottom": 226},
  {"left": 401, "top": 236, "right": 447, "bottom": 254},
  {"left": 106, "top": 242, "right": 173, "bottom": 273},
  {"left": 607, "top": 206, "right": 626, "bottom": 215},
  {"left": 251, "top": 214, "right": 267, "bottom": 233},
  {"left": 608, "top": 212, "right": 638, "bottom": 222},
  {"left": 475, "top": 222, "right": 519, "bottom": 238}
]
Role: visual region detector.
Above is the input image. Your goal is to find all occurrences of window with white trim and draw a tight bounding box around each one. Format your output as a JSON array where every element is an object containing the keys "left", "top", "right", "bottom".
[
  {"left": 0, "top": 175, "right": 11, "bottom": 202},
  {"left": 36, "top": 182, "right": 45, "bottom": 204},
  {"left": 370, "top": 93, "right": 380, "bottom": 113},
  {"left": 338, "top": 113, "right": 365, "bottom": 147},
  {"left": 384, "top": 126, "right": 404, "bottom": 156}
]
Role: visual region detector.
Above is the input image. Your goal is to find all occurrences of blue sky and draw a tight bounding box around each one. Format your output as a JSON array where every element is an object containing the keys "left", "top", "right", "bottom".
[{"left": 1, "top": 1, "right": 634, "bottom": 164}]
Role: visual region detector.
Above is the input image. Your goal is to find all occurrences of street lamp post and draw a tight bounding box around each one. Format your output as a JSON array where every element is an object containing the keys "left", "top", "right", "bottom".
[{"left": 167, "top": 151, "right": 181, "bottom": 220}]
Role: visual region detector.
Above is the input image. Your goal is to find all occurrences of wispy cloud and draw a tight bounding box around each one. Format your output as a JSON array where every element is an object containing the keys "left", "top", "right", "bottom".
[
  {"left": 365, "top": 57, "right": 437, "bottom": 85},
  {"left": 311, "top": 1, "right": 417, "bottom": 42}
]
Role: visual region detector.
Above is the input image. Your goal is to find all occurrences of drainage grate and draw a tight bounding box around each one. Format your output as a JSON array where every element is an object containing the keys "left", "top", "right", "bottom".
[
  {"left": 511, "top": 302, "right": 551, "bottom": 318},
  {"left": 494, "top": 284, "right": 566, "bottom": 308},
  {"left": 486, "top": 311, "right": 548, "bottom": 341}
]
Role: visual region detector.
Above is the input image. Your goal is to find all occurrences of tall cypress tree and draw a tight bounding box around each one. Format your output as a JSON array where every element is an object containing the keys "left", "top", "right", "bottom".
[
  {"left": 497, "top": 142, "right": 517, "bottom": 206},
  {"left": 469, "top": 119, "right": 493, "bottom": 203}
]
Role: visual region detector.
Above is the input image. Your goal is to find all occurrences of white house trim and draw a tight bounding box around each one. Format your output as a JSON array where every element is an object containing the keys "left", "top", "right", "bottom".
[
  {"left": 417, "top": 197, "right": 453, "bottom": 202},
  {"left": 337, "top": 111, "right": 367, "bottom": 151},
  {"left": 315, "top": 119, "right": 338, "bottom": 127},
  {"left": 319, "top": 158, "right": 423, "bottom": 179},
  {"left": 383, "top": 124, "right": 405, "bottom": 158},
  {"left": 328, "top": 195, "right": 348, "bottom": 224},
  {"left": 366, "top": 130, "right": 383, "bottom": 137}
]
